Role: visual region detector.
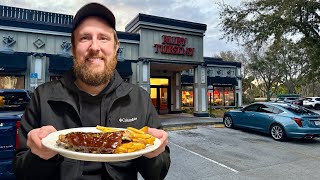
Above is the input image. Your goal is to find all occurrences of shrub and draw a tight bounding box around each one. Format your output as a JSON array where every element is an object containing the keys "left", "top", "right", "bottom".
[
  {"left": 182, "top": 107, "right": 194, "bottom": 114},
  {"left": 210, "top": 108, "right": 227, "bottom": 118}
]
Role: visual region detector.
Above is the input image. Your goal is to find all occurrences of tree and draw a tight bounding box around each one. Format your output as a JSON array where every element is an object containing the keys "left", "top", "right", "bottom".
[
  {"left": 268, "top": 39, "right": 309, "bottom": 94},
  {"left": 217, "top": 51, "right": 238, "bottom": 61},
  {"left": 219, "top": 0, "right": 320, "bottom": 76},
  {"left": 247, "top": 46, "right": 284, "bottom": 101}
]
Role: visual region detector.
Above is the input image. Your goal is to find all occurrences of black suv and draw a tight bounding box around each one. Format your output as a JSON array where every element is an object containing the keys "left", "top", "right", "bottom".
[
  {"left": 0, "top": 89, "right": 30, "bottom": 113},
  {"left": 0, "top": 89, "right": 30, "bottom": 179}
]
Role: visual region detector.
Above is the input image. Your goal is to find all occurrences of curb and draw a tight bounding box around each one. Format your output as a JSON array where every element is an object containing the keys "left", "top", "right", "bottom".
[{"left": 163, "top": 121, "right": 224, "bottom": 131}]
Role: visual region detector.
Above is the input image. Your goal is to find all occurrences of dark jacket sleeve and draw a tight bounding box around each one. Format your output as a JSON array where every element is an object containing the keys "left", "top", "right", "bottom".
[
  {"left": 136, "top": 94, "right": 171, "bottom": 180},
  {"left": 13, "top": 88, "right": 62, "bottom": 179}
]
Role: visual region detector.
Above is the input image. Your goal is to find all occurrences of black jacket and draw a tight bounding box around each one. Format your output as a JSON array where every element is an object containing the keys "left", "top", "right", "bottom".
[{"left": 13, "top": 70, "right": 170, "bottom": 180}]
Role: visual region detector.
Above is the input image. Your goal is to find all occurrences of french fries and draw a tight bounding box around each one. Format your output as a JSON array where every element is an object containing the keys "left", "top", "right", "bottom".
[
  {"left": 127, "top": 127, "right": 146, "bottom": 134},
  {"left": 96, "top": 126, "right": 156, "bottom": 154},
  {"left": 139, "top": 126, "right": 148, "bottom": 133},
  {"left": 115, "top": 142, "right": 146, "bottom": 153},
  {"left": 96, "top": 125, "right": 122, "bottom": 132}
]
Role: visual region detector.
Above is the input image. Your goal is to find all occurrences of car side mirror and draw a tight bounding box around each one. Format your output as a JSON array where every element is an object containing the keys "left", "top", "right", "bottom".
[{"left": 240, "top": 107, "right": 244, "bottom": 112}]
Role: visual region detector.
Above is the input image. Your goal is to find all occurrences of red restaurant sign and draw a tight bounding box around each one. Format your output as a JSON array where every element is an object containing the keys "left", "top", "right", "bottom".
[{"left": 153, "top": 35, "right": 195, "bottom": 56}]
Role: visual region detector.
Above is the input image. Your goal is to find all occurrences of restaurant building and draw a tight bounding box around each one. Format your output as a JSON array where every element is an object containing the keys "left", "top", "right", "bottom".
[{"left": 0, "top": 5, "right": 242, "bottom": 117}]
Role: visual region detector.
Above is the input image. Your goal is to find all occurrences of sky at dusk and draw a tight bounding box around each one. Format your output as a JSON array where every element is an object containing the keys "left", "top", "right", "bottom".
[{"left": 0, "top": 0, "right": 245, "bottom": 57}]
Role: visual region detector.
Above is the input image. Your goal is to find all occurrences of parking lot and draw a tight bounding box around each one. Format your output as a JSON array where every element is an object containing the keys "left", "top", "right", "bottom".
[{"left": 164, "top": 126, "right": 320, "bottom": 180}]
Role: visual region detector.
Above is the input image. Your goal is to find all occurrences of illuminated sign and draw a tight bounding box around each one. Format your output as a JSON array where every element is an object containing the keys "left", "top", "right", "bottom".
[{"left": 153, "top": 35, "right": 195, "bottom": 56}]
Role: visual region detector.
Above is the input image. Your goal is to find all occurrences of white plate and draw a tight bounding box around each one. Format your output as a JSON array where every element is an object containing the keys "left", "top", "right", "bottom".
[{"left": 41, "top": 127, "right": 161, "bottom": 162}]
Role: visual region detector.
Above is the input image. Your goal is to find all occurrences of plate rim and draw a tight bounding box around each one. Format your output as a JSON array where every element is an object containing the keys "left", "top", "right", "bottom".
[{"left": 41, "top": 127, "right": 161, "bottom": 162}]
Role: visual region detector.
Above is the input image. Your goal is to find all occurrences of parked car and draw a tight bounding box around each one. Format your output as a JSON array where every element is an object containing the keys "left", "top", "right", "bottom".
[
  {"left": 293, "top": 98, "right": 304, "bottom": 106},
  {"left": 223, "top": 102, "right": 320, "bottom": 141},
  {"left": 0, "top": 114, "right": 20, "bottom": 179},
  {"left": 275, "top": 97, "right": 299, "bottom": 104},
  {"left": 0, "top": 89, "right": 30, "bottom": 179},
  {"left": 303, "top": 97, "right": 320, "bottom": 110}
]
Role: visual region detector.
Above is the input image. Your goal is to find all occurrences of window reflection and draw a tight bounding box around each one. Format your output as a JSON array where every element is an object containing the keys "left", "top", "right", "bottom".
[
  {"left": 0, "top": 91, "right": 30, "bottom": 111},
  {"left": 0, "top": 76, "right": 25, "bottom": 89}
]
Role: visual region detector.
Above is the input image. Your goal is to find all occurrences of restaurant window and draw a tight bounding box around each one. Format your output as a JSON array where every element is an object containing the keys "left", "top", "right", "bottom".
[
  {"left": 212, "top": 86, "right": 235, "bottom": 106},
  {"left": 182, "top": 86, "right": 193, "bottom": 107},
  {"left": 224, "top": 87, "right": 235, "bottom": 106},
  {"left": 213, "top": 87, "right": 223, "bottom": 106},
  {"left": 0, "top": 75, "right": 25, "bottom": 89}
]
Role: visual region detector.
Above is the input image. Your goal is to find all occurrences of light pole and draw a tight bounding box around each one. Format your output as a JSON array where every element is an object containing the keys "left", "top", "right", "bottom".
[{"left": 208, "top": 85, "right": 213, "bottom": 117}]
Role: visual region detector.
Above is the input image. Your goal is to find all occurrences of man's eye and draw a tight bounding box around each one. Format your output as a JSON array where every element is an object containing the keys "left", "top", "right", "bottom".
[
  {"left": 80, "top": 36, "right": 89, "bottom": 41},
  {"left": 100, "top": 36, "right": 109, "bottom": 41}
]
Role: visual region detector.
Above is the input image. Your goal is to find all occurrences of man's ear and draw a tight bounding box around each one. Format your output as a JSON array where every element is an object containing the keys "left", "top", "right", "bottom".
[
  {"left": 71, "top": 46, "right": 75, "bottom": 57},
  {"left": 115, "top": 40, "right": 120, "bottom": 52}
]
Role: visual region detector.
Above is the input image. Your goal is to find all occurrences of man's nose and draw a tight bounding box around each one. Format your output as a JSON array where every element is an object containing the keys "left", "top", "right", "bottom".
[{"left": 89, "top": 39, "right": 100, "bottom": 52}]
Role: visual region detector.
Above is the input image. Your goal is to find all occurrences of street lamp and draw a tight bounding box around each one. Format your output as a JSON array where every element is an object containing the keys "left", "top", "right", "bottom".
[{"left": 208, "top": 85, "right": 213, "bottom": 117}]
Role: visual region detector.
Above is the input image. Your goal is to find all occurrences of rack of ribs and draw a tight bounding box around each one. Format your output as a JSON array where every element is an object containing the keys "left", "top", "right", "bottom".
[{"left": 56, "top": 131, "right": 127, "bottom": 154}]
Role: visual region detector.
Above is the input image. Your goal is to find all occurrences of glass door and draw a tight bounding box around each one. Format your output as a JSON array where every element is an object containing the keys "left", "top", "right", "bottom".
[
  {"left": 150, "top": 78, "right": 170, "bottom": 114},
  {"left": 150, "top": 87, "right": 158, "bottom": 111},
  {"left": 159, "top": 87, "right": 169, "bottom": 114}
]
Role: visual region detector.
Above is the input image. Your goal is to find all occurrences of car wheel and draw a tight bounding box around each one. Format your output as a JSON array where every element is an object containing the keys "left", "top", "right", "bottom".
[
  {"left": 270, "top": 124, "right": 287, "bottom": 141},
  {"left": 223, "top": 115, "right": 234, "bottom": 128},
  {"left": 315, "top": 104, "right": 320, "bottom": 110}
]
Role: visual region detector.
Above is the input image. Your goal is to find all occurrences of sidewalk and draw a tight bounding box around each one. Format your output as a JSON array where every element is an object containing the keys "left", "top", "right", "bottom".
[{"left": 159, "top": 113, "right": 223, "bottom": 130}]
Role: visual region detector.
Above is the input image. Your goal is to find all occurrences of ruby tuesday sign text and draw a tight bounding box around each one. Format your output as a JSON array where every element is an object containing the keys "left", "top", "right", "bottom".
[{"left": 153, "top": 35, "right": 195, "bottom": 56}]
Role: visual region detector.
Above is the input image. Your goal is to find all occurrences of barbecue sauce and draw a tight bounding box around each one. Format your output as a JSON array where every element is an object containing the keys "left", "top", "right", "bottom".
[{"left": 65, "top": 132, "right": 123, "bottom": 153}]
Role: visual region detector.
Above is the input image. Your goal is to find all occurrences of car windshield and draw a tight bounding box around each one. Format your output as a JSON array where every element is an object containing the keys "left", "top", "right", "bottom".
[
  {"left": 0, "top": 91, "right": 30, "bottom": 112},
  {"left": 278, "top": 104, "right": 315, "bottom": 115}
]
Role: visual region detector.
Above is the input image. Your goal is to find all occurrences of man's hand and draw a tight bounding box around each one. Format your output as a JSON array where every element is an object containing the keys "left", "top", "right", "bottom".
[
  {"left": 144, "top": 128, "right": 168, "bottom": 158},
  {"left": 27, "top": 125, "right": 58, "bottom": 160}
]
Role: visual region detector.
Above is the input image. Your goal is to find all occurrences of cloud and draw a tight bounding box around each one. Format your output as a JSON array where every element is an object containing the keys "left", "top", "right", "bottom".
[{"left": 0, "top": 0, "right": 243, "bottom": 57}]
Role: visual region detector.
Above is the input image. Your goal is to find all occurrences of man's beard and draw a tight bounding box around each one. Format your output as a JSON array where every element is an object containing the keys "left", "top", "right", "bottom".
[{"left": 73, "top": 55, "right": 117, "bottom": 86}]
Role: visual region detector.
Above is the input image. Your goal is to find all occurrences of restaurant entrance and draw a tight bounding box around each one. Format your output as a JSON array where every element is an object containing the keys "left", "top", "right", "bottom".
[{"left": 150, "top": 78, "right": 170, "bottom": 114}]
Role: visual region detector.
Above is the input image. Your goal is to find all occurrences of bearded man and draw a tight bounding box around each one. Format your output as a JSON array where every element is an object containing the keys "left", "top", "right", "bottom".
[{"left": 13, "top": 3, "right": 170, "bottom": 180}]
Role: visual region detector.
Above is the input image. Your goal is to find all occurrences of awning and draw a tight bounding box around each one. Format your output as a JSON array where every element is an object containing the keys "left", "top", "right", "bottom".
[
  {"left": 49, "top": 55, "right": 73, "bottom": 74},
  {"left": 0, "top": 52, "right": 27, "bottom": 72},
  {"left": 116, "top": 61, "right": 132, "bottom": 77},
  {"left": 181, "top": 75, "right": 193, "bottom": 84},
  {"left": 208, "top": 76, "right": 238, "bottom": 86}
]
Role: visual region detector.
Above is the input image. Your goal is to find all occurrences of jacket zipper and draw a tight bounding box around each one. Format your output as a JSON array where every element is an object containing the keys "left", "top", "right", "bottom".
[{"left": 106, "top": 87, "right": 133, "bottom": 126}]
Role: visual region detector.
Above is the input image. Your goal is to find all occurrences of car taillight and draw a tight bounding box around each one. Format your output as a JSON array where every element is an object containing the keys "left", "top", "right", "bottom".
[
  {"left": 292, "top": 118, "right": 303, "bottom": 127},
  {"left": 16, "top": 121, "right": 21, "bottom": 149}
]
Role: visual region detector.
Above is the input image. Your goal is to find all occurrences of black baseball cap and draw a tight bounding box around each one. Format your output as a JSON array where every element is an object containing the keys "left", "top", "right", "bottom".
[{"left": 72, "top": 3, "right": 116, "bottom": 32}]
